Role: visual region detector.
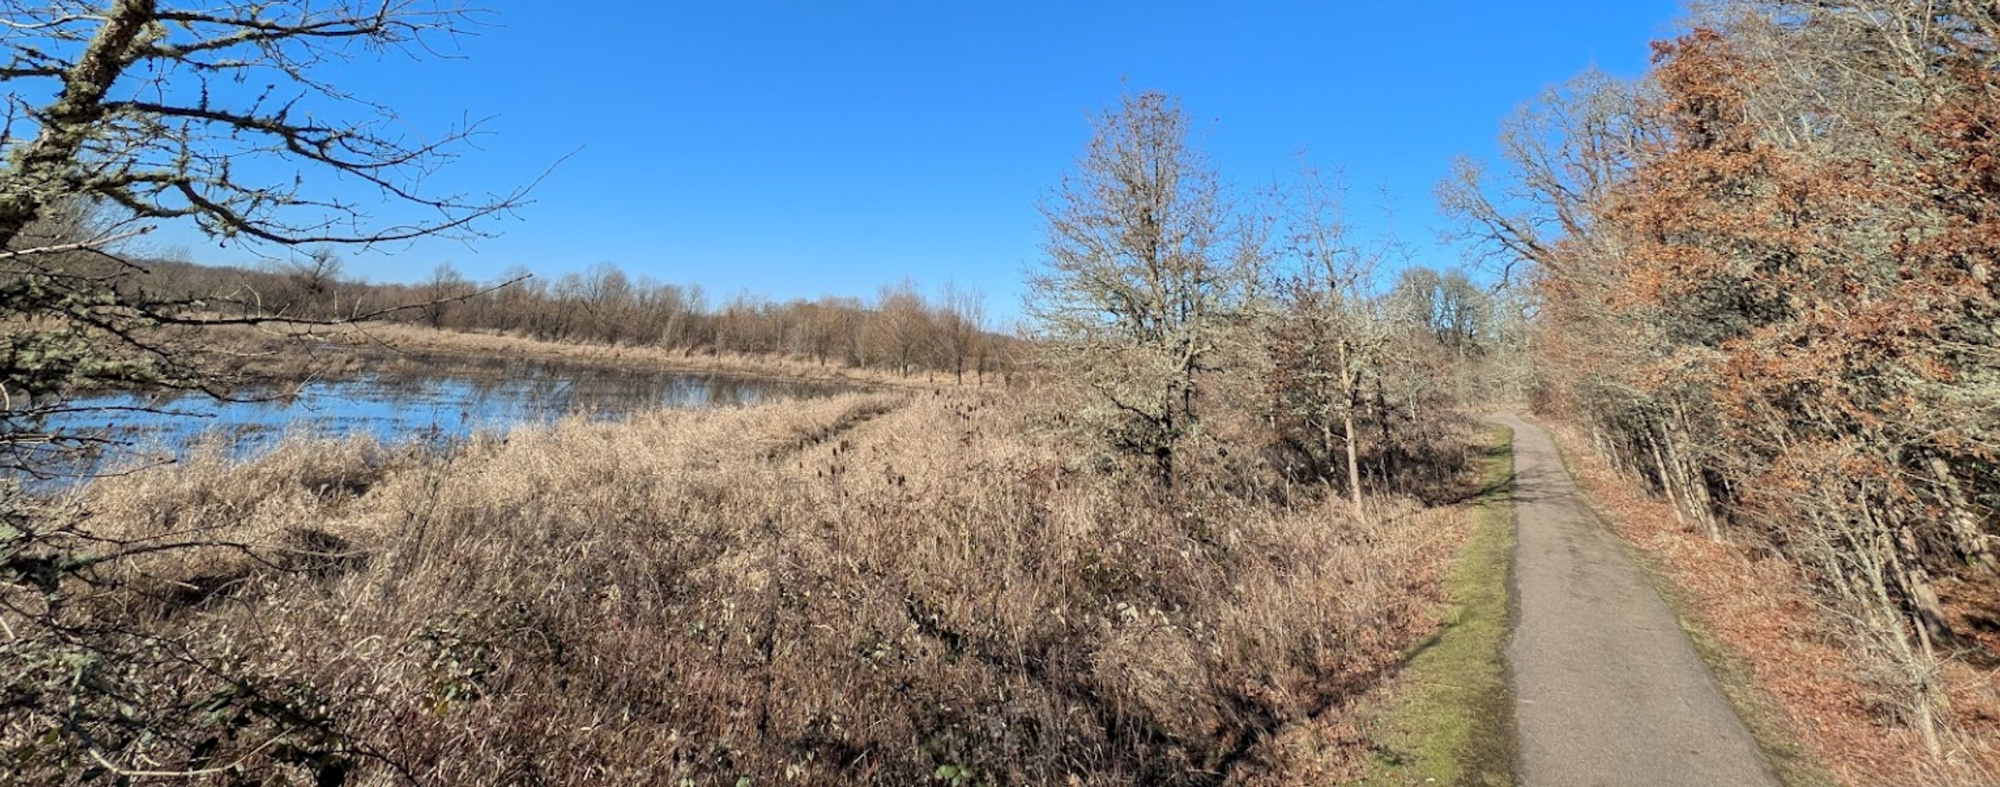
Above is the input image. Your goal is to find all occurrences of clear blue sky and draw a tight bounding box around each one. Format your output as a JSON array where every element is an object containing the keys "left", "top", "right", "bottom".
[{"left": 164, "top": 1, "right": 1686, "bottom": 324}]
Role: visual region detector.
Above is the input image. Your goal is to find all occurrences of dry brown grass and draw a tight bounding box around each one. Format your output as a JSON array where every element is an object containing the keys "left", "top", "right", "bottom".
[
  {"left": 198, "top": 322, "right": 979, "bottom": 391},
  {"left": 16, "top": 388, "right": 1477, "bottom": 785},
  {"left": 1541, "top": 420, "right": 2000, "bottom": 787}
]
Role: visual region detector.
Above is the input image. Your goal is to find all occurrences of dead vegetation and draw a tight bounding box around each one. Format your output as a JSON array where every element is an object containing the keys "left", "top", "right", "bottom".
[
  {"left": 4, "top": 389, "right": 1476, "bottom": 784},
  {"left": 1445, "top": 2, "right": 2000, "bottom": 773},
  {"left": 178, "top": 322, "right": 960, "bottom": 395}
]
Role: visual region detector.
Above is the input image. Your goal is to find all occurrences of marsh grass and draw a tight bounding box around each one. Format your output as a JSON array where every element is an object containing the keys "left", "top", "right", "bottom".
[
  {"left": 201, "top": 323, "right": 970, "bottom": 392},
  {"left": 10, "top": 390, "right": 1476, "bottom": 785}
]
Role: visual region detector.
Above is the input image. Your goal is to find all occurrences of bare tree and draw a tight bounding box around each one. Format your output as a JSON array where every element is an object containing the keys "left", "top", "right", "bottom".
[
  {"left": 1, "top": 0, "right": 533, "bottom": 462},
  {"left": 1, "top": 2, "right": 533, "bottom": 780},
  {"left": 483, "top": 264, "right": 538, "bottom": 332},
  {"left": 936, "top": 282, "right": 986, "bottom": 384},
  {"left": 1028, "top": 90, "right": 1266, "bottom": 484},
  {"left": 874, "top": 280, "right": 931, "bottom": 377},
  {"left": 420, "top": 262, "right": 472, "bottom": 329},
  {"left": 0, "top": 1, "right": 525, "bottom": 253},
  {"left": 1436, "top": 68, "right": 1651, "bottom": 283},
  {"left": 1266, "top": 164, "right": 1384, "bottom": 516},
  {"left": 578, "top": 263, "right": 637, "bottom": 344},
  {"left": 1389, "top": 267, "right": 1491, "bottom": 364},
  {"left": 796, "top": 296, "right": 850, "bottom": 366}
]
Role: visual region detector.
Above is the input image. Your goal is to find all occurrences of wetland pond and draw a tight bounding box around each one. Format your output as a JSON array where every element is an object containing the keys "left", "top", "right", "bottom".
[{"left": 30, "top": 354, "right": 849, "bottom": 487}]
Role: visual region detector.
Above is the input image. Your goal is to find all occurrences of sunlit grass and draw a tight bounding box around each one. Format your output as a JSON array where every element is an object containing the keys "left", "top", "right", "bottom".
[
  {"left": 1362, "top": 423, "right": 1515, "bottom": 787},
  {"left": 28, "top": 389, "right": 1482, "bottom": 784}
]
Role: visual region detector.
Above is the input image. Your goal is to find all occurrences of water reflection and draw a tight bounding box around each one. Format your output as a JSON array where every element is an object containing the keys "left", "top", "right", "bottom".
[{"left": 29, "top": 356, "right": 846, "bottom": 481}]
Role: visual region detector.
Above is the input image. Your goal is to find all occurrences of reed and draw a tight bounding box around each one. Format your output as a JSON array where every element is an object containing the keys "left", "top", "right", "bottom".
[{"left": 15, "top": 389, "right": 1475, "bottom": 785}]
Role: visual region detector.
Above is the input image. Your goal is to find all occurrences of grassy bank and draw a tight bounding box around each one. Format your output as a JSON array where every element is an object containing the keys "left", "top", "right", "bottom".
[
  {"left": 9, "top": 390, "right": 1483, "bottom": 784},
  {"left": 1361, "top": 424, "right": 1516, "bottom": 787},
  {"left": 202, "top": 322, "right": 979, "bottom": 391}
]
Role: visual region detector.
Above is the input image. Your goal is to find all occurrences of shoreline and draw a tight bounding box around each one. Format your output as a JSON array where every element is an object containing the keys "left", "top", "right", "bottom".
[{"left": 206, "top": 322, "right": 994, "bottom": 392}]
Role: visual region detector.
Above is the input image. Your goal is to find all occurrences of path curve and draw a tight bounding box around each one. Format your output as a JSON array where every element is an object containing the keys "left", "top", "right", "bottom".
[{"left": 1492, "top": 413, "right": 1778, "bottom": 787}]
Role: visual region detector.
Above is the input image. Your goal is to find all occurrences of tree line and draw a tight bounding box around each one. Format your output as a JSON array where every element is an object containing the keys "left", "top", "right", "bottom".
[
  {"left": 121, "top": 254, "right": 1016, "bottom": 383},
  {"left": 1448, "top": 0, "right": 2000, "bottom": 755}
]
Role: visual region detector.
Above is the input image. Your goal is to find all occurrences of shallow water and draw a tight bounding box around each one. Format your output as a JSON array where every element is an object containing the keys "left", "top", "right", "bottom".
[{"left": 24, "top": 356, "right": 846, "bottom": 485}]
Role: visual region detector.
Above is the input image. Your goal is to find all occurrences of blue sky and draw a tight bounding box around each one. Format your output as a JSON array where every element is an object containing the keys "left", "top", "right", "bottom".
[{"left": 159, "top": 1, "right": 1686, "bottom": 324}]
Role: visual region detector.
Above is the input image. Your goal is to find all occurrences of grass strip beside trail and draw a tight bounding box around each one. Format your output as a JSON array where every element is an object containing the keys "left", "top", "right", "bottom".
[{"left": 1362, "top": 423, "right": 1517, "bottom": 786}]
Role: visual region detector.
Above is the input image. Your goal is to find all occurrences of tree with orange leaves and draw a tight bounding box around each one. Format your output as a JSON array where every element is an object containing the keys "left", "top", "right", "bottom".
[{"left": 1454, "top": 3, "right": 2000, "bottom": 758}]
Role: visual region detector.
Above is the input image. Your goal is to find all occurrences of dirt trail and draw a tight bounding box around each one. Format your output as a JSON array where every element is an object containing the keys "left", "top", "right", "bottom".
[{"left": 1492, "top": 414, "right": 1778, "bottom": 787}]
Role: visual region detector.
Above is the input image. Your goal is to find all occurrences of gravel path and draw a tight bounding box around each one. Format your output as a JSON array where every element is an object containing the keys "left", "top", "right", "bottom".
[{"left": 1492, "top": 414, "right": 1779, "bottom": 787}]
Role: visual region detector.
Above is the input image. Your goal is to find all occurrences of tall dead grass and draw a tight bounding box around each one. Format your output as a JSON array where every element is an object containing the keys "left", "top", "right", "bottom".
[
  {"left": 9, "top": 390, "right": 1470, "bottom": 785},
  {"left": 201, "top": 322, "right": 974, "bottom": 391}
]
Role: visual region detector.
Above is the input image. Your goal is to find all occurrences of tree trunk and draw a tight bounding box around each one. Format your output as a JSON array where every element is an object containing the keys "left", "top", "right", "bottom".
[
  {"left": 1372, "top": 376, "right": 1395, "bottom": 488},
  {"left": 1645, "top": 427, "right": 1689, "bottom": 526},
  {"left": 1928, "top": 456, "right": 1998, "bottom": 575},
  {"left": 1668, "top": 402, "right": 1722, "bottom": 541},
  {"left": 1343, "top": 413, "right": 1365, "bottom": 521},
  {"left": 1881, "top": 505, "right": 1951, "bottom": 758},
  {"left": 1656, "top": 423, "right": 1718, "bottom": 541},
  {"left": 0, "top": 0, "right": 154, "bottom": 249}
]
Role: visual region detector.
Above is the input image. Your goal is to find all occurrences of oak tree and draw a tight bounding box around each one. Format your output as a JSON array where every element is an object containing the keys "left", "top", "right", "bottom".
[{"left": 1028, "top": 91, "right": 1265, "bottom": 483}]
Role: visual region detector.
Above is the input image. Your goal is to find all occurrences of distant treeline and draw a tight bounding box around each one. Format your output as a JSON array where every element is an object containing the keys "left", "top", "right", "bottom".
[{"left": 127, "top": 255, "right": 1014, "bottom": 382}]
